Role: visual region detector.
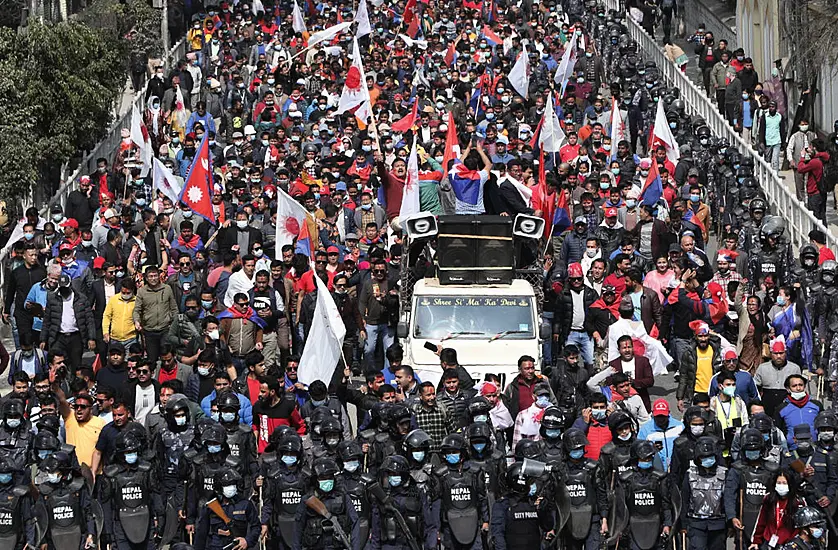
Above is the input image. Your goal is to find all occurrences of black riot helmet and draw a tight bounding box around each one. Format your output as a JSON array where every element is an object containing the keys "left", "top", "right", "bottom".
[
  {"left": 202, "top": 424, "right": 227, "bottom": 448},
  {"left": 381, "top": 455, "right": 410, "bottom": 477},
  {"left": 514, "top": 439, "right": 542, "bottom": 460},
  {"left": 388, "top": 404, "right": 413, "bottom": 438},
  {"left": 814, "top": 411, "right": 838, "bottom": 432},
  {"left": 312, "top": 457, "right": 340, "bottom": 479},
  {"left": 760, "top": 216, "right": 785, "bottom": 244},
  {"left": 741, "top": 427, "right": 766, "bottom": 451},
  {"left": 540, "top": 407, "right": 566, "bottom": 440},
  {"left": 404, "top": 429, "right": 432, "bottom": 465},
  {"left": 368, "top": 402, "right": 392, "bottom": 430},
  {"left": 441, "top": 433, "right": 468, "bottom": 456},
  {"left": 34, "top": 430, "right": 60, "bottom": 452},
  {"left": 821, "top": 260, "right": 837, "bottom": 285},
  {"left": 749, "top": 197, "right": 767, "bottom": 214},
  {"left": 608, "top": 411, "right": 634, "bottom": 438},
  {"left": 467, "top": 422, "right": 493, "bottom": 455},
  {"left": 630, "top": 439, "right": 657, "bottom": 462},
  {"left": 467, "top": 396, "right": 492, "bottom": 422},
  {"left": 800, "top": 245, "right": 819, "bottom": 269},
  {"left": 309, "top": 407, "right": 335, "bottom": 438},
  {"left": 165, "top": 395, "right": 192, "bottom": 429},
  {"left": 694, "top": 436, "right": 717, "bottom": 459},
  {"left": 793, "top": 506, "right": 825, "bottom": 530},
  {"left": 217, "top": 391, "right": 240, "bottom": 413},
  {"left": 276, "top": 433, "right": 304, "bottom": 455},
  {"left": 218, "top": 469, "right": 243, "bottom": 492},
  {"left": 505, "top": 462, "right": 533, "bottom": 494},
  {"left": 320, "top": 417, "right": 343, "bottom": 448},
  {"left": 114, "top": 431, "right": 142, "bottom": 455},
  {"left": 562, "top": 428, "right": 590, "bottom": 453},
  {"left": 336, "top": 440, "right": 363, "bottom": 464},
  {"left": 37, "top": 415, "right": 61, "bottom": 437},
  {"left": 266, "top": 425, "right": 297, "bottom": 452}
]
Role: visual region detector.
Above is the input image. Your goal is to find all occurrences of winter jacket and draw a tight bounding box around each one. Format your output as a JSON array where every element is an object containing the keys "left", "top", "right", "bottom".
[
  {"left": 676, "top": 337, "right": 723, "bottom": 402},
  {"left": 102, "top": 294, "right": 137, "bottom": 342},
  {"left": 133, "top": 283, "right": 178, "bottom": 332},
  {"left": 554, "top": 286, "right": 599, "bottom": 341},
  {"left": 558, "top": 230, "right": 589, "bottom": 276},
  {"left": 41, "top": 288, "right": 95, "bottom": 347}
]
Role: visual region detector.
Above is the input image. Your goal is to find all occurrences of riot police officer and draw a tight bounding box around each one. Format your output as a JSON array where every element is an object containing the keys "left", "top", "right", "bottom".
[
  {"left": 784, "top": 415, "right": 838, "bottom": 518},
  {"left": 438, "top": 434, "right": 490, "bottom": 550},
  {"left": 337, "top": 440, "right": 371, "bottom": 549},
  {"left": 598, "top": 411, "right": 635, "bottom": 488},
  {"left": 32, "top": 429, "right": 80, "bottom": 474},
  {"left": 682, "top": 437, "right": 728, "bottom": 550},
  {"left": 294, "top": 457, "right": 359, "bottom": 550},
  {"left": 33, "top": 451, "right": 97, "bottom": 550},
  {"left": 465, "top": 422, "right": 506, "bottom": 501},
  {"left": 560, "top": 428, "right": 608, "bottom": 550},
  {"left": 217, "top": 391, "right": 257, "bottom": 494},
  {"left": 748, "top": 216, "right": 794, "bottom": 291},
  {"left": 99, "top": 431, "right": 163, "bottom": 549},
  {"left": 312, "top": 417, "right": 343, "bottom": 461},
  {"left": 402, "top": 429, "right": 438, "bottom": 501},
  {"left": 466, "top": 397, "right": 505, "bottom": 451},
  {"left": 370, "top": 455, "right": 439, "bottom": 550},
  {"left": 0, "top": 456, "right": 34, "bottom": 549},
  {"left": 261, "top": 432, "right": 309, "bottom": 550},
  {"left": 194, "top": 469, "right": 260, "bottom": 550},
  {"left": 152, "top": 394, "right": 195, "bottom": 544},
  {"left": 616, "top": 440, "right": 672, "bottom": 550},
  {"left": 184, "top": 423, "right": 240, "bottom": 536},
  {"left": 490, "top": 462, "right": 557, "bottom": 550},
  {"left": 538, "top": 407, "right": 567, "bottom": 468},
  {"left": 670, "top": 407, "right": 715, "bottom": 482},
  {"left": 369, "top": 404, "right": 411, "bottom": 471},
  {"left": 0, "top": 398, "right": 32, "bottom": 484},
  {"left": 781, "top": 506, "right": 826, "bottom": 550},
  {"left": 737, "top": 197, "right": 766, "bottom": 257},
  {"left": 723, "top": 428, "right": 780, "bottom": 549}
]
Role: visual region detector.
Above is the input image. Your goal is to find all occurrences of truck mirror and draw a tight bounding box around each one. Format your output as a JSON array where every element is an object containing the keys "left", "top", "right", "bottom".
[{"left": 397, "top": 322, "right": 409, "bottom": 339}]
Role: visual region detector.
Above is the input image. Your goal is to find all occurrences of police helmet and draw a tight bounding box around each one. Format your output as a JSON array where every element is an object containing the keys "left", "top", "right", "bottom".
[
  {"left": 312, "top": 457, "right": 340, "bottom": 479},
  {"left": 114, "top": 432, "right": 142, "bottom": 455},
  {"left": 562, "top": 428, "right": 590, "bottom": 452},
  {"left": 381, "top": 455, "right": 410, "bottom": 476},
  {"left": 741, "top": 427, "right": 766, "bottom": 451},
  {"left": 467, "top": 397, "right": 492, "bottom": 420},
  {"left": 218, "top": 392, "right": 240, "bottom": 412},
  {"left": 821, "top": 260, "right": 837, "bottom": 285},
  {"left": 404, "top": 429, "right": 432, "bottom": 453},
  {"left": 514, "top": 439, "right": 542, "bottom": 461},
  {"left": 336, "top": 440, "right": 363, "bottom": 463},
  {"left": 607, "top": 411, "right": 633, "bottom": 435},
  {"left": 202, "top": 424, "right": 227, "bottom": 446},
  {"left": 505, "top": 462, "right": 532, "bottom": 494},
  {"left": 37, "top": 415, "right": 61, "bottom": 437},
  {"left": 693, "top": 436, "right": 716, "bottom": 458},
  {"left": 794, "top": 506, "right": 825, "bottom": 529},
  {"left": 814, "top": 411, "right": 838, "bottom": 432},
  {"left": 630, "top": 439, "right": 657, "bottom": 461}
]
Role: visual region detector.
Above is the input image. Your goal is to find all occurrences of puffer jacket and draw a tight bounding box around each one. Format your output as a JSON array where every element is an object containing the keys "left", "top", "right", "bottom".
[
  {"left": 554, "top": 286, "right": 599, "bottom": 341},
  {"left": 676, "top": 336, "right": 723, "bottom": 402},
  {"left": 41, "top": 288, "right": 95, "bottom": 347}
]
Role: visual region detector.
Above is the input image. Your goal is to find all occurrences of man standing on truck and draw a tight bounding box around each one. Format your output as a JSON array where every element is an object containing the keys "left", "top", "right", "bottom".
[{"left": 359, "top": 259, "right": 397, "bottom": 371}]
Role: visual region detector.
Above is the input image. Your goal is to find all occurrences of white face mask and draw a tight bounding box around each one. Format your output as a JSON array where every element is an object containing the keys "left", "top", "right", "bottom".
[
  {"left": 222, "top": 485, "right": 238, "bottom": 498},
  {"left": 208, "top": 329, "right": 220, "bottom": 340},
  {"left": 775, "top": 483, "right": 789, "bottom": 496},
  {"left": 236, "top": 220, "right": 248, "bottom": 229}
]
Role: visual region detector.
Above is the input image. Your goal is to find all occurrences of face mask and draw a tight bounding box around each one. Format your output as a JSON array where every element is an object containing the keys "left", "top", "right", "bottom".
[
  {"left": 626, "top": 199, "right": 636, "bottom": 209},
  {"left": 311, "top": 398, "right": 327, "bottom": 407},
  {"left": 528, "top": 483, "right": 538, "bottom": 496},
  {"left": 600, "top": 182, "right": 610, "bottom": 190},
  {"left": 175, "top": 416, "right": 187, "bottom": 426},
  {"left": 24, "top": 232, "right": 34, "bottom": 240},
  {"left": 473, "top": 413, "right": 489, "bottom": 423},
  {"left": 223, "top": 485, "right": 238, "bottom": 498},
  {"left": 39, "top": 450, "right": 51, "bottom": 460},
  {"left": 618, "top": 432, "right": 632, "bottom": 441},
  {"left": 47, "top": 472, "right": 61, "bottom": 484},
  {"left": 388, "top": 475, "right": 403, "bottom": 487},
  {"left": 585, "top": 249, "right": 599, "bottom": 258},
  {"left": 52, "top": 214, "right": 62, "bottom": 222},
  {"left": 361, "top": 204, "right": 372, "bottom": 211},
  {"left": 811, "top": 528, "right": 824, "bottom": 540},
  {"left": 570, "top": 448, "right": 585, "bottom": 459},
  {"left": 281, "top": 455, "right": 298, "bottom": 466},
  {"left": 742, "top": 93, "right": 749, "bottom": 100},
  {"left": 6, "top": 418, "right": 20, "bottom": 429},
  {"left": 700, "top": 456, "right": 716, "bottom": 468},
  {"left": 722, "top": 386, "right": 736, "bottom": 397},
  {"left": 611, "top": 168, "right": 620, "bottom": 175},
  {"left": 183, "top": 210, "right": 194, "bottom": 219},
  {"left": 800, "top": 125, "right": 809, "bottom": 132},
  {"left": 669, "top": 122, "right": 677, "bottom": 129},
  {"left": 536, "top": 396, "right": 551, "bottom": 408},
  {"left": 0, "top": 473, "right": 11, "bottom": 484},
  {"left": 125, "top": 452, "right": 138, "bottom": 464},
  {"left": 544, "top": 428, "right": 562, "bottom": 439},
  {"left": 690, "top": 194, "right": 700, "bottom": 203},
  {"left": 445, "top": 453, "right": 460, "bottom": 465},
  {"left": 197, "top": 367, "right": 210, "bottom": 376},
  {"left": 790, "top": 391, "right": 806, "bottom": 400},
  {"left": 207, "top": 444, "right": 222, "bottom": 454},
  {"left": 819, "top": 431, "right": 834, "bottom": 443},
  {"left": 745, "top": 450, "right": 761, "bottom": 461},
  {"left": 318, "top": 479, "right": 335, "bottom": 492},
  {"left": 236, "top": 220, "right": 248, "bottom": 229},
  {"left": 637, "top": 460, "right": 653, "bottom": 470},
  {"left": 592, "top": 409, "right": 606, "bottom": 420},
  {"left": 325, "top": 437, "right": 339, "bottom": 447},
  {"left": 404, "top": 450, "right": 423, "bottom": 464},
  {"left": 343, "top": 460, "right": 360, "bottom": 473},
  {"left": 221, "top": 412, "right": 236, "bottom": 423},
  {"left": 775, "top": 295, "right": 787, "bottom": 306},
  {"left": 775, "top": 483, "right": 789, "bottom": 496},
  {"left": 687, "top": 426, "right": 704, "bottom": 438}
]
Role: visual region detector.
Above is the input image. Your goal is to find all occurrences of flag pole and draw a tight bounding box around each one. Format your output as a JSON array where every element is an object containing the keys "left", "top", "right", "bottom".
[{"left": 543, "top": 222, "right": 555, "bottom": 256}]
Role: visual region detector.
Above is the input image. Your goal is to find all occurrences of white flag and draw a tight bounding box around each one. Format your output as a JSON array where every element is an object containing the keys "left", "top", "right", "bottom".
[
  {"left": 152, "top": 157, "right": 183, "bottom": 205},
  {"left": 298, "top": 274, "right": 347, "bottom": 386},
  {"left": 400, "top": 136, "right": 421, "bottom": 220},
  {"left": 651, "top": 98, "right": 681, "bottom": 165},
  {"left": 336, "top": 39, "right": 372, "bottom": 124},
  {"left": 539, "top": 93, "right": 565, "bottom": 153},
  {"left": 609, "top": 98, "right": 625, "bottom": 161},
  {"left": 275, "top": 187, "right": 311, "bottom": 258},
  {"left": 508, "top": 45, "right": 530, "bottom": 99},
  {"left": 553, "top": 41, "right": 577, "bottom": 95},
  {"left": 292, "top": 0, "right": 307, "bottom": 34},
  {"left": 354, "top": 0, "right": 372, "bottom": 38},
  {"left": 307, "top": 22, "right": 353, "bottom": 47},
  {"left": 130, "top": 103, "right": 152, "bottom": 178}
]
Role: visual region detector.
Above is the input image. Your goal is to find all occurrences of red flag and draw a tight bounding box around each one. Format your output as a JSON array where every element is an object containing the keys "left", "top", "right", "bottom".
[
  {"left": 463, "top": 0, "right": 483, "bottom": 9},
  {"left": 442, "top": 111, "right": 459, "bottom": 171},
  {"left": 403, "top": 0, "right": 417, "bottom": 23},
  {"left": 390, "top": 101, "right": 419, "bottom": 133},
  {"left": 179, "top": 134, "right": 216, "bottom": 224},
  {"left": 444, "top": 42, "right": 458, "bottom": 66}
]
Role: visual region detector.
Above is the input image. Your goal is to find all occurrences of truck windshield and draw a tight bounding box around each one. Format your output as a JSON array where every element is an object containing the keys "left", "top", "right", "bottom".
[{"left": 413, "top": 296, "right": 535, "bottom": 340}]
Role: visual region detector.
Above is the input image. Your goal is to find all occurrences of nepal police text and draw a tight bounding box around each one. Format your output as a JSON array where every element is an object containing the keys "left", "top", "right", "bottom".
[
  {"left": 451, "top": 487, "right": 472, "bottom": 501},
  {"left": 634, "top": 492, "right": 656, "bottom": 506}
]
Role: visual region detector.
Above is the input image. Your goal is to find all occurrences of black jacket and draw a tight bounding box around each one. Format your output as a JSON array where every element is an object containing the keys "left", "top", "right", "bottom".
[
  {"left": 65, "top": 190, "right": 98, "bottom": 230},
  {"left": 4, "top": 263, "right": 46, "bottom": 316},
  {"left": 554, "top": 286, "right": 599, "bottom": 341},
  {"left": 41, "top": 287, "right": 96, "bottom": 346},
  {"left": 217, "top": 226, "right": 263, "bottom": 254}
]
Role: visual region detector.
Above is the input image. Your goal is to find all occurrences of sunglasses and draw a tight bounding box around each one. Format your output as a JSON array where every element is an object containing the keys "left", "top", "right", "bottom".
[
  {"left": 335, "top": 283, "right": 346, "bottom": 288},
  {"left": 73, "top": 404, "right": 91, "bottom": 410},
  {"left": 137, "top": 370, "right": 150, "bottom": 375},
  {"left": 373, "top": 270, "right": 386, "bottom": 275},
  {"left": 286, "top": 366, "right": 298, "bottom": 371},
  {"left": 315, "top": 260, "right": 327, "bottom": 265},
  {"left": 236, "top": 302, "right": 249, "bottom": 307},
  {"left": 180, "top": 261, "right": 191, "bottom": 266}
]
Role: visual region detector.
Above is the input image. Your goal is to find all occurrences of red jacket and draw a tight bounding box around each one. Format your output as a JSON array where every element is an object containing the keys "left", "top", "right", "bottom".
[
  {"left": 798, "top": 151, "right": 830, "bottom": 195},
  {"left": 752, "top": 497, "right": 801, "bottom": 546}
]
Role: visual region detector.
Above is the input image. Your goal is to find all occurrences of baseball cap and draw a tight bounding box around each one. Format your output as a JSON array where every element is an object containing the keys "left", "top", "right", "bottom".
[
  {"left": 58, "top": 242, "right": 74, "bottom": 252},
  {"left": 652, "top": 398, "right": 670, "bottom": 416},
  {"left": 345, "top": 232, "right": 359, "bottom": 241},
  {"left": 327, "top": 246, "right": 340, "bottom": 254},
  {"left": 59, "top": 218, "right": 79, "bottom": 229},
  {"left": 723, "top": 349, "right": 738, "bottom": 361},
  {"left": 574, "top": 215, "right": 587, "bottom": 225},
  {"left": 92, "top": 257, "right": 106, "bottom": 270},
  {"left": 605, "top": 207, "right": 618, "bottom": 218},
  {"left": 103, "top": 208, "right": 118, "bottom": 219},
  {"left": 688, "top": 167, "right": 700, "bottom": 177}
]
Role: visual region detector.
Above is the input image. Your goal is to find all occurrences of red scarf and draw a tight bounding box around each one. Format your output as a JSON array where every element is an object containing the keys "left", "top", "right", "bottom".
[
  {"left": 177, "top": 234, "right": 201, "bottom": 249},
  {"left": 590, "top": 297, "right": 620, "bottom": 318},
  {"left": 787, "top": 394, "right": 809, "bottom": 408},
  {"left": 224, "top": 305, "right": 258, "bottom": 324}
]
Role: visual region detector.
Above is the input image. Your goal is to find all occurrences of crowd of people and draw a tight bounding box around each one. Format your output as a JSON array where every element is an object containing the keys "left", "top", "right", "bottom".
[{"left": 0, "top": 0, "right": 838, "bottom": 549}]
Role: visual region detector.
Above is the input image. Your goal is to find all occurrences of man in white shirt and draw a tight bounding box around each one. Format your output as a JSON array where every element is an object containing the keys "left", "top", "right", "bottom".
[{"left": 224, "top": 254, "right": 257, "bottom": 307}]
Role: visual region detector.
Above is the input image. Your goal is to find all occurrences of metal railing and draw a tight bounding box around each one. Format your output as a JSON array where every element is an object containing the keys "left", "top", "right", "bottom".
[
  {"left": 45, "top": 36, "right": 187, "bottom": 217},
  {"left": 680, "top": 0, "right": 738, "bottom": 49},
  {"left": 612, "top": 0, "right": 836, "bottom": 252}
]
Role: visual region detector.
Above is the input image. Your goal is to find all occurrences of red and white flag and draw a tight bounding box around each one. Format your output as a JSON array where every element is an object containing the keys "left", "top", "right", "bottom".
[
  {"left": 335, "top": 38, "right": 372, "bottom": 126},
  {"left": 152, "top": 157, "right": 183, "bottom": 205},
  {"left": 130, "top": 103, "right": 152, "bottom": 177},
  {"left": 178, "top": 134, "right": 215, "bottom": 223},
  {"left": 399, "top": 135, "right": 421, "bottom": 221},
  {"left": 508, "top": 44, "right": 530, "bottom": 98},
  {"left": 274, "top": 187, "right": 310, "bottom": 258}
]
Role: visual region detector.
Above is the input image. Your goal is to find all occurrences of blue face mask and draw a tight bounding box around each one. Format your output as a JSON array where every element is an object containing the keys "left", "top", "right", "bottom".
[
  {"left": 125, "top": 452, "right": 139, "bottom": 464},
  {"left": 700, "top": 456, "right": 716, "bottom": 468},
  {"left": 281, "top": 455, "right": 298, "bottom": 466},
  {"left": 0, "top": 473, "right": 11, "bottom": 484},
  {"left": 528, "top": 482, "right": 538, "bottom": 496},
  {"left": 763, "top": 433, "right": 770, "bottom": 442},
  {"left": 569, "top": 449, "right": 585, "bottom": 459},
  {"left": 474, "top": 414, "right": 488, "bottom": 423},
  {"left": 637, "top": 460, "right": 653, "bottom": 470},
  {"left": 412, "top": 451, "right": 426, "bottom": 462},
  {"left": 221, "top": 412, "right": 236, "bottom": 423},
  {"left": 544, "top": 428, "right": 562, "bottom": 439},
  {"left": 207, "top": 444, "right": 222, "bottom": 454},
  {"left": 211, "top": 412, "right": 220, "bottom": 422},
  {"left": 343, "top": 460, "right": 360, "bottom": 473},
  {"left": 592, "top": 409, "right": 607, "bottom": 420},
  {"left": 202, "top": 300, "right": 213, "bottom": 309},
  {"left": 388, "top": 475, "right": 403, "bottom": 487},
  {"left": 745, "top": 450, "right": 761, "bottom": 461},
  {"left": 318, "top": 479, "right": 335, "bottom": 492},
  {"left": 39, "top": 450, "right": 51, "bottom": 460},
  {"left": 445, "top": 453, "right": 460, "bottom": 465},
  {"left": 311, "top": 399, "right": 327, "bottom": 407},
  {"left": 472, "top": 443, "right": 486, "bottom": 453},
  {"left": 6, "top": 418, "right": 20, "bottom": 429},
  {"left": 536, "top": 396, "right": 551, "bottom": 408},
  {"left": 811, "top": 528, "right": 824, "bottom": 539}
]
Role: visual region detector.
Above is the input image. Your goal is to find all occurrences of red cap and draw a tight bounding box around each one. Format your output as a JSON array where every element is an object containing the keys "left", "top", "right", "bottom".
[
  {"left": 652, "top": 398, "right": 670, "bottom": 416},
  {"left": 689, "top": 320, "right": 710, "bottom": 335},
  {"left": 59, "top": 242, "right": 74, "bottom": 252},
  {"left": 60, "top": 218, "right": 79, "bottom": 229},
  {"left": 770, "top": 338, "right": 786, "bottom": 353},
  {"left": 724, "top": 349, "right": 738, "bottom": 361},
  {"left": 605, "top": 207, "right": 618, "bottom": 218},
  {"left": 327, "top": 246, "right": 340, "bottom": 254},
  {"left": 480, "top": 382, "right": 499, "bottom": 396},
  {"left": 567, "top": 262, "right": 583, "bottom": 278},
  {"left": 92, "top": 257, "right": 106, "bottom": 269}
]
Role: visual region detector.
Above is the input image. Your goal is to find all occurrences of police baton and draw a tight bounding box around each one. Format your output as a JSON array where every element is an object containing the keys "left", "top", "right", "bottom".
[
  {"left": 304, "top": 496, "right": 352, "bottom": 550},
  {"left": 366, "top": 480, "right": 422, "bottom": 550}
]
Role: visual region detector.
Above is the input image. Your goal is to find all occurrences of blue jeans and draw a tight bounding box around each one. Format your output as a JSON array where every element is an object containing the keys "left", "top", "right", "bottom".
[
  {"left": 766, "top": 143, "right": 782, "bottom": 171},
  {"left": 542, "top": 311, "right": 555, "bottom": 365},
  {"left": 364, "top": 323, "right": 395, "bottom": 371},
  {"left": 566, "top": 330, "right": 595, "bottom": 367}
]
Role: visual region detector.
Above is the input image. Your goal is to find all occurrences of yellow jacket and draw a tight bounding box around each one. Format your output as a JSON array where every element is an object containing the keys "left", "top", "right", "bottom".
[{"left": 103, "top": 294, "right": 137, "bottom": 342}]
